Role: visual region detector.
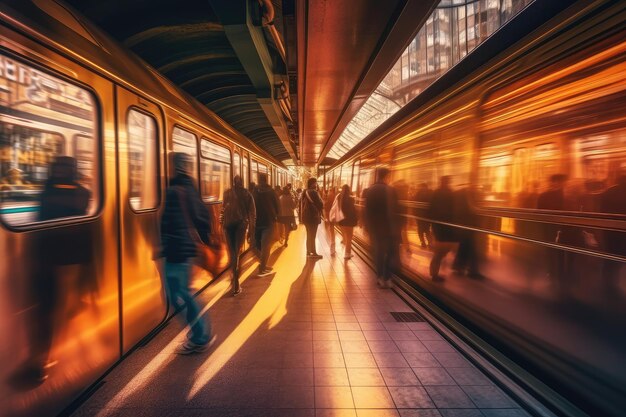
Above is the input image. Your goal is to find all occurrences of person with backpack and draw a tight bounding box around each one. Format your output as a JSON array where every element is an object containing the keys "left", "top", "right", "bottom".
[
  {"left": 300, "top": 177, "right": 324, "bottom": 259},
  {"left": 161, "top": 152, "right": 215, "bottom": 354},
  {"left": 221, "top": 175, "right": 256, "bottom": 295},
  {"left": 252, "top": 173, "right": 279, "bottom": 276}
]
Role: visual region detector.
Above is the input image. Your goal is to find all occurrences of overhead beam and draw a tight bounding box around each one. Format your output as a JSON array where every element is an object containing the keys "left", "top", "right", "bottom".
[{"left": 208, "top": 0, "right": 298, "bottom": 162}]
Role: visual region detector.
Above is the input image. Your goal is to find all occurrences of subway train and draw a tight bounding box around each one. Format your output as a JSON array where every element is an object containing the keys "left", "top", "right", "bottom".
[
  {"left": 0, "top": 1, "right": 293, "bottom": 416},
  {"left": 323, "top": 1, "right": 625, "bottom": 416}
]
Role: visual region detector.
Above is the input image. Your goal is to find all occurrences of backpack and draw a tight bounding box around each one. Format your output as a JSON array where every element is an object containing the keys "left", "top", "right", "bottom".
[{"left": 223, "top": 188, "right": 248, "bottom": 227}]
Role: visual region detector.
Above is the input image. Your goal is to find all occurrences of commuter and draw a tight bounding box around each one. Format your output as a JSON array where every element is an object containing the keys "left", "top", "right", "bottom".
[
  {"left": 295, "top": 187, "right": 303, "bottom": 222},
  {"left": 300, "top": 177, "right": 324, "bottom": 259},
  {"left": 452, "top": 187, "right": 483, "bottom": 278},
  {"left": 364, "top": 167, "right": 400, "bottom": 288},
  {"left": 221, "top": 175, "right": 256, "bottom": 296},
  {"left": 413, "top": 182, "right": 433, "bottom": 249},
  {"left": 252, "top": 173, "right": 280, "bottom": 276},
  {"left": 393, "top": 179, "right": 411, "bottom": 254},
  {"left": 324, "top": 187, "right": 337, "bottom": 255},
  {"left": 427, "top": 176, "right": 457, "bottom": 281},
  {"left": 13, "top": 156, "right": 92, "bottom": 386},
  {"left": 279, "top": 186, "right": 297, "bottom": 247},
  {"left": 537, "top": 174, "right": 568, "bottom": 288},
  {"left": 161, "top": 152, "right": 215, "bottom": 354},
  {"left": 337, "top": 184, "right": 358, "bottom": 259}
]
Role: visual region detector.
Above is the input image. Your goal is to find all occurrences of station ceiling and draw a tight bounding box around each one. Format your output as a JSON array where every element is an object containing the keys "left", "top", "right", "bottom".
[{"left": 67, "top": 0, "right": 435, "bottom": 167}]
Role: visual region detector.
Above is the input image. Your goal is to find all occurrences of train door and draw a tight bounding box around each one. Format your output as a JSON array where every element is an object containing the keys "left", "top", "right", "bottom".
[{"left": 115, "top": 87, "right": 167, "bottom": 353}]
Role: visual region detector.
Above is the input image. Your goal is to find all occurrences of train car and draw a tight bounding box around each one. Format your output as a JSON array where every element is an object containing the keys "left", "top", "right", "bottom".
[
  {"left": 324, "top": 1, "right": 625, "bottom": 415},
  {"left": 0, "top": 1, "right": 290, "bottom": 416}
]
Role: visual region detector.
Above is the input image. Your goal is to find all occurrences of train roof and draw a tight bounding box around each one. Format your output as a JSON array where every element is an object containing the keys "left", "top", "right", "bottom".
[{"left": 0, "top": 0, "right": 285, "bottom": 168}]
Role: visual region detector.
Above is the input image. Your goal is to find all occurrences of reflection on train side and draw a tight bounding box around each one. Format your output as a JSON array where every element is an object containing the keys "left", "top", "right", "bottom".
[{"left": 325, "top": 28, "right": 626, "bottom": 416}]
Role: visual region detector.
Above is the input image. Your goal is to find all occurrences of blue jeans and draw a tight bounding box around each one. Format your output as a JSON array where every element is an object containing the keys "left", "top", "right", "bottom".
[{"left": 165, "top": 262, "right": 211, "bottom": 345}]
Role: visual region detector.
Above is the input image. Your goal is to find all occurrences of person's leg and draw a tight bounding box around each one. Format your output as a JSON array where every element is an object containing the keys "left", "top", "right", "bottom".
[
  {"left": 254, "top": 226, "right": 263, "bottom": 253},
  {"left": 225, "top": 225, "right": 238, "bottom": 285},
  {"left": 343, "top": 226, "right": 354, "bottom": 257},
  {"left": 175, "top": 262, "right": 210, "bottom": 345},
  {"left": 260, "top": 225, "right": 273, "bottom": 270},
  {"left": 328, "top": 221, "right": 336, "bottom": 255},
  {"left": 429, "top": 242, "right": 447, "bottom": 279},
  {"left": 305, "top": 224, "right": 312, "bottom": 254},
  {"left": 417, "top": 221, "right": 427, "bottom": 247},
  {"left": 283, "top": 223, "right": 291, "bottom": 245},
  {"left": 310, "top": 223, "right": 319, "bottom": 254},
  {"left": 232, "top": 223, "right": 246, "bottom": 291}
]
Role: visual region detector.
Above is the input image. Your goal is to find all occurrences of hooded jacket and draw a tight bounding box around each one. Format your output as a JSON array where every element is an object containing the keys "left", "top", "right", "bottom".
[{"left": 252, "top": 183, "right": 279, "bottom": 227}]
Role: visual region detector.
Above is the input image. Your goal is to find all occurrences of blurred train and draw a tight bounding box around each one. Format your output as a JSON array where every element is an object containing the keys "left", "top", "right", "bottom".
[
  {"left": 323, "top": 1, "right": 625, "bottom": 415},
  {"left": 0, "top": 1, "right": 293, "bottom": 416}
]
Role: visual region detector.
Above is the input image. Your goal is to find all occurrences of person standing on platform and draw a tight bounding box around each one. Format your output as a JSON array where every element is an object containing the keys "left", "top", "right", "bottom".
[
  {"left": 364, "top": 168, "right": 400, "bottom": 288},
  {"left": 279, "top": 186, "right": 297, "bottom": 247},
  {"left": 252, "top": 173, "right": 279, "bottom": 277},
  {"left": 427, "top": 175, "right": 457, "bottom": 281},
  {"left": 221, "top": 175, "right": 256, "bottom": 296},
  {"left": 337, "top": 184, "right": 358, "bottom": 260},
  {"left": 414, "top": 182, "right": 433, "bottom": 249},
  {"left": 301, "top": 177, "right": 324, "bottom": 259},
  {"left": 161, "top": 152, "right": 215, "bottom": 354}
]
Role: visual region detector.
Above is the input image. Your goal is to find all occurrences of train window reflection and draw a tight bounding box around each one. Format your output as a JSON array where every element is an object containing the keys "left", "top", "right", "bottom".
[
  {"left": 127, "top": 109, "right": 158, "bottom": 211},
  {"left": 200, "top": 139, "right": 231, "bottom": 202},
  {"left": 233, "top": 152, "right": 241, "bottom": 179},
  {"left": 172, "top": 127, "right": 197, "bottom": 178},
  {"left": 0, "top": 54, "right": 98, "bottom": 226}
]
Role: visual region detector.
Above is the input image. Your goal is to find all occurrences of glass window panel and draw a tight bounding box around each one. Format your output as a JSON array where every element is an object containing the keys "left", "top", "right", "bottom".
[
  {"left": 127, "top": 110, "right": 158, "bottom": 211},
  {"left": 200, "top": 157, "right": 230, "bottom": 202},
  {"left": 172, "top": 127, "right": 197, "bottom": 178},
  {"left": 243, "top": 155, "right": 249, "bottom": 186},
  {"left": 233, "top": 152, "right": 241, "bottom": 178},
  {"left": 201, "top": 139, "right": 230, "bottom": 163},
  {"left": 0, "top": 54, "right": 98, "bottom": 226},
  {"left": 326, "top": 0, "right": 535, "bottom": 161}
]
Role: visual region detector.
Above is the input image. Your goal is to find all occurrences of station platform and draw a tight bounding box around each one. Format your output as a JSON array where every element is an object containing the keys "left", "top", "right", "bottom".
[{"left": 71, "top": 225, "right": 530, "bottom": 417}]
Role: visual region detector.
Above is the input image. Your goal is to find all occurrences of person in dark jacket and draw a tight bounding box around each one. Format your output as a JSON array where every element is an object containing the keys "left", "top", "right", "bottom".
[
  {"left": 364, "top": 168, "right": 400, "bottom": 288},
  {"left": 300, "top": 177, "right": 324, "bottom": 259},
  {"left": 413, "top": 182, "right": 433, "bottom": 249},
  {"left": 337, "top": 184, "right": 358, "bottom": 260},
  {"left": 427, "top": 176, "right": 456, "bottom": 281},
  {"left": 221, "top": 175, "right": 256, "bottom": 296},
  {"left": 452, "top": 187, "right": 482, "bottom": 278},
  {"left": 161, "top": 152, "right": 215, "bottom": 354},
  {"left": 16, "top": 156, "right": 92, "bottom": 385},
  {"left": 252, "top": 173, "right": 279, "bottom": 276}
]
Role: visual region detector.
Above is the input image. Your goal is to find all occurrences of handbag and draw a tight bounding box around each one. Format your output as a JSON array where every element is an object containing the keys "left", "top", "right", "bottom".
[
  {"left": 176, "top": 188, "right": 218, "bottom": 272},
  {"left": 329, "top": 194, "right": 345, "bottom": 223}
]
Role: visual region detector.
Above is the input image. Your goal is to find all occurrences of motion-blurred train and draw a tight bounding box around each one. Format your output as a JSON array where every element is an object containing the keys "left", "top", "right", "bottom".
[
  {"left": 0, "top": 1, "right": 293, "bottom": 416},
  {"left": 323, "top": 1, "right": 625, "bottom": 415}
]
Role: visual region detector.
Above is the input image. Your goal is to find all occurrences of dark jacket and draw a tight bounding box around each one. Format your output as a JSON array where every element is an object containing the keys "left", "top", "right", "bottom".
[
  {"left": 364, "top": 182, "right": 399, "bottom": 239},
  {"left": 222, "top": 185, "right": 256, "bottom": 228},
  {"left": 161, "top": 175, "right": 211, "bottom": 263},
  {"left": 338, "top": 194, "right": 358, "bottom": 227},
  {"left": 427, "top": 186, "right": 456, "bottom": 242},
  {"left": 253, "top": 183, "right": 279, "bottom": 227},
  {"left": 300, "top": 188, "right": 324, "bottom": 224}
]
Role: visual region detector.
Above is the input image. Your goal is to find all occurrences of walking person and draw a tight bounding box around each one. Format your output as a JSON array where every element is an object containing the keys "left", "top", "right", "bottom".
[
  {"left": 427, "top": 176, "right": 457, "bottom": 282},
  {"left": 337, "top": 184, "right": 358, "bottom": 260},
  {"left": 413, "top": 182, "right": 433, "bottom": 249},
  {"left": 221, "top": 175, "right": 256, "bottom": 296},
  {"left": 364, "top": 168, "right": 401, "bottom": 288},
  {"left": 279, "top": 186, "right": 297, "bottom": 247},
  {"left": 161, "top": 152, "right": 215, "bottom": 354},
  {"left": 301, "top": 177, "right": 324, "bottom": 259},
  {"left": 252, "top": 173, "right": 279, "bottom": 276}
]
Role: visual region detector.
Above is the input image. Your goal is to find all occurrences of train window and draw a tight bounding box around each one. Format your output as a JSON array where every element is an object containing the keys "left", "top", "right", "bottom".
[
  {"left": 127, "top": 109, "right": 158, "bottom": 211},
  {"left": 200, "top": 139, "right": 231, "bottom": 202},
  {"left": 243, "top": 155, "right": 249, "bottom": 187},
  {"left": 172, "top": 127, "right": 197, "bottom": 179},
  {"left": 0, "top": 54, "right": 99, "bottom": 227},
  {"left": 251, "top": 159, "right": 258, "bottom": 184},
  {"left": 233, "top": 152, "right": 241, "bottom": 178}
]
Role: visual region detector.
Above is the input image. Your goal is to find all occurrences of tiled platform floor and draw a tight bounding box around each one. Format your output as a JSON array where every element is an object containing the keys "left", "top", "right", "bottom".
[{"left": 71, "top": 225, "right": 530, "bottom": 417}]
